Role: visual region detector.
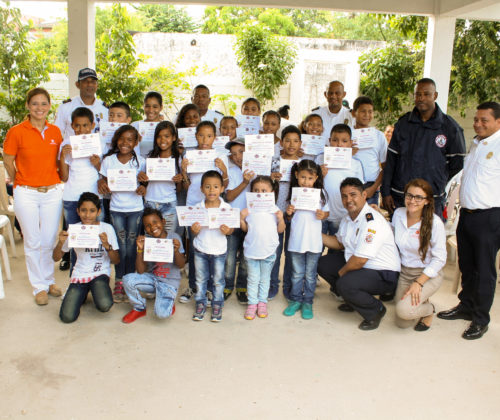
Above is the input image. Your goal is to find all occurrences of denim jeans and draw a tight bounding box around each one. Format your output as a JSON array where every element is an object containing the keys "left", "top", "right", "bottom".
[
  {"left": 123, "top": 272, "right": 177, "bottom": 318},
  {"left": 145, "top": 200, "right": 178, "bottom": 234},
  {"left": 270, "top": 220, "right": 292, "bottom": 296},
  {"left": 59, "top": 275, "right": 113, "bottom": 323},
  {"left": 110, "top": 210, "right": 143, "bottom": 279},
  {"left": 289, "top": 251, "right": 322, "bottom": 304},
  {"left": 246, "top": 254, "right": 276, "bottom": 304},
  {"left": 187, "top": 227, "right": 213, "bottom": 293},
  {"left": 224, "top": 228, "right": 247, "bottom": 291},
  {"left": 193, "top": 247, "right": 226, "bottom": 306}
]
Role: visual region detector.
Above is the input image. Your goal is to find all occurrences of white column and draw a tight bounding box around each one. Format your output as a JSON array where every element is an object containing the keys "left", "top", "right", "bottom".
[
  {"left": 67, "top": 0, "right": 95, "bottom": 97},
  {"left": 423, "top": 15, "right": 456, "bottom": 113},
  {"left": 289, "top": 55, "right": 305, "bottom": 122}
]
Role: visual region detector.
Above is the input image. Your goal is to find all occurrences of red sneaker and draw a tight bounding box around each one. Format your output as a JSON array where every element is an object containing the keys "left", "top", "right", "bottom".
[
  {"left": 122, "top": 309, "right": 146, "bottom": 324},
  {"left": 171, "top": 304, "right": 176, "bottom": 316}
]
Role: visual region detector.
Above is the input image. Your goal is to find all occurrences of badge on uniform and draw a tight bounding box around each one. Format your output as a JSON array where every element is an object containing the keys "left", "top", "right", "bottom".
[
  {"left": 365, "top": 233, "right": 374, "bottom": 243},
  {"left": 486, "top": 151, "right": 493, "bottom": 159},
  {"left": 366, "top": 213, "right": 374, "bottom": 222},
  {"left": 214, "top": 118, "right": 218, "bottom": 124},
  {"left": 368, "top": 228, "right": 376, "bottom": 234}
]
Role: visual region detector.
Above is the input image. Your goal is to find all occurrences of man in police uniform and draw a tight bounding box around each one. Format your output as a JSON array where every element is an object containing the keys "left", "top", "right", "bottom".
[
  {"left": 54, "top": 68, "right": 108, "bottom": 140},
  {"left": 381, "top": 78, "right": 466, "bottom": 218},
  {"left": 438, "top": 101, "right": 500, "bottom": 340},
  {"left": 318, "top": 177, "right": 400, "bottom": 330},
  {"left": 172, "top": 84, "right": 223, "bottom": 128},
  {"left": 312, "top": 81, "right": 353, "bottom": 143}
]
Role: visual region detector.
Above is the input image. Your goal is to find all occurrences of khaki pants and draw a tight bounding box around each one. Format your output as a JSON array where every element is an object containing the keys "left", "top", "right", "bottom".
[{"left": 394, "top": 266, "right": 443, "bottom": 328}]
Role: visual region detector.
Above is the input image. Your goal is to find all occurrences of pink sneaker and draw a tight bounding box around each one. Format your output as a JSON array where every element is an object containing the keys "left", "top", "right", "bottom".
[
  {"left": 244, "top": 304, "right": 257, "bottom": 320},
  {"left": 257, "top": 302, "right": 268, "bottom": 318}
]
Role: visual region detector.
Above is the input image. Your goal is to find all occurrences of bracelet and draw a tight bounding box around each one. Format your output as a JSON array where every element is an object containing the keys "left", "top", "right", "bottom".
[
  {"left": 223, "top": 177, "right": 229, "bottom": 182},
  {"left": 137, "top": 249, "right": 143, "bottom": 253},
  {"left": 414, "top": 280, "right": 424, "bottom": 288}
]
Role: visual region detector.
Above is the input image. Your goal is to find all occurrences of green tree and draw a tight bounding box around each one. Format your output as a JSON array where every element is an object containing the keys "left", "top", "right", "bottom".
[
  {"left": 0, "top": 3, "right": 50, "bottom": 137},
  {"left": 235, "top": 25, "right": 297, "bottom": 106},
  {"left": 135, "top": 4, "right": 198, "bottom": 33},
  {"left": 32, "top": 19, "right": 68, "bottom": 74}
]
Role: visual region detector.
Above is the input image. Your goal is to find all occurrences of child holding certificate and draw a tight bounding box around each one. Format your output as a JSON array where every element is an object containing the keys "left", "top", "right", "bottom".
[
  {"left": 241, "top": 97, "right": 261, "bottom": 116},
  {"left": 122, "top": 208, "right": 186, "bottom": 323},
  {"left": 220, "top": 116, "right": 238, "bottom": 141},
  {"left": 262, "top": 110, "right": 282, "bottom": 158},
  {"left": 53, "top": 193, "right": 119, "bottom": 323},
  {"left": 240, "top": 176, "right": 285, "bottom": 320},
  {"left": 178, "top": 121, "right": 228, "bottom": 305},
  {"left": 98, "top": 125, "right": 146, "bottom": 303},
  {"left": 300, "top": 113, "right": 325, "bottom": 160},
  {"left": 132, "top": 92, "right": 163, "bottom": 157},
  {"left": 269, "top": 125, "right": 303, "bottom": 300},
  {"left": 284, "top": 160, "right": 329, "bottom": 320},
  {"left": 137, "top": 121, "right": 183, "bottom": 233},
  {"left": 175, "top": 104, "right": 201, "bottom": 130},
  {"left": 191, "top": 171, "right": 233, "bottom": 322}
]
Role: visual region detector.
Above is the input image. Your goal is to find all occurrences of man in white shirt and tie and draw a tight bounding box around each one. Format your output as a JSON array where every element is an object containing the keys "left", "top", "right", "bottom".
[{"left": 438, "top": 101, "right": 500, "bottom": 340}]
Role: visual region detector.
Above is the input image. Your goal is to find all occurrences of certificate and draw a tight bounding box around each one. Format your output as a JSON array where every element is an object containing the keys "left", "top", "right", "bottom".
[
  {"left": 352, "top": 127, "right": 375, "bottom": 149},
  {"left": 70, "top": 133, "right": 102, "bottom": 158},
  {"left": 301, "top": 134, "right": 325, "bottom": 156},
  {"left": 178, "top": 127, "right": 198, "bottom": 148},
  {"left": 242, "top": 152, "right": 272, "bottom": 176},
  {"left": 291, "top": 187, "right": 321, "bottom": 211},
  {"left": 213, "top": 136, "right": 230, "bottom": 155},
  {"left": 146, "top": 158, "right": 176, "bottom": 181},
  {"left": 278, "top": 159, "right": 299, "bottom": 182},
  {"left": 185, "top": 149, "right": 217, "bottom": 173},
  {"left": 236, "top": 115, "right": 260, "bottom": 135},
  {"left": 68, "top": 224, "right": 100, "bottom": 249},
  {"left": 324, "top": 147, "right": 352, "bottom": 169},
  {"left": 107, "top": 168, "right": 137, "bottom": 191},
  {"left": 246, "top": 192, "right": 275, "bottom": 213},
  {"left": 144, "top": 237, "right": 173, "bottom": 263},
  {"left": 176, "top": 206, "right": 209, "bottom": 227},
  {"left": 244, "top": 134, "right": 275, "bottom": 156},
  {"left": 100, "top": 121, "right": 126, "bottom": 146},
  {"left": 207, "top": 207, "right": 240, "bottom": 229},
  {"left": 138, "top": 121, "right": 159, "bottom": 156}
]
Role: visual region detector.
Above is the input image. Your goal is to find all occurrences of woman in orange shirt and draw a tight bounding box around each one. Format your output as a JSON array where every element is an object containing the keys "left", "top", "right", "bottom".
[{"left": 3, "top": 87, "right": 64, "bottom": 305}]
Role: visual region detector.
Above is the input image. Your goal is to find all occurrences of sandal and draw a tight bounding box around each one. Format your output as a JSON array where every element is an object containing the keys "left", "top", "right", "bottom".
[{"left": 113, "top": 280, "right": 127, "bottom": 303}]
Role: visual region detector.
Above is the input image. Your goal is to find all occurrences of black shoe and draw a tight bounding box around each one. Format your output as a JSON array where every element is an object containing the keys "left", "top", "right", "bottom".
[
  {"left": 462, "top": 323, "right": 488, "bottom": 340},
  {"left": 359, "top": 305, "right": 386, "bottom": 331},
  {"left": 379, "top": 292, "right": 394, "bottom": 302},
  {"left": 268, "top": 287, "right": 278, "bottom": 301},
  {"left": 338, "top": 303, "right": 354, "bottom": 312},
  {"left": 437, "top": 305, "right": 472, "bottom": 321},
  {"left": 414, "top": 320, "right": 430, "bottom": 332},
  {"left": 236, "top": 291, "right": 248, "bottom": 305},
  {"left": 59, "top": 259, "right": 70, "bottom": 271},
  {"left": 223, "top": 290, "right": 233, "bottom": 301}
]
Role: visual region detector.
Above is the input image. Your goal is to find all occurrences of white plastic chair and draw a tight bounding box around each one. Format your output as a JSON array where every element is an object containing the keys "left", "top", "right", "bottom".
[
  {"left": 0, "top": 234, "right": 11, "bottom": 299},
  {"left": 0, "top": 162, "right": 17, "bottom": 257},
  {"left": 0, "top": 215, "right": 15, "bottom": 258}
]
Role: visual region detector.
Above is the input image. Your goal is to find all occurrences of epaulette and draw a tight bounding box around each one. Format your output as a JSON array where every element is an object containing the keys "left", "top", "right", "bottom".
[
  {"left": 365, "top": 212, "right": 374, "bottom": 222},
  {"left": 311, "top": 106, "right": 320, "bottom": 111},
  {"left": 103, "top": 102, "right": 108, "bottom": 108},
  {"left": 62, "top": 98, "right": 72, "bottom": 104},
  {"left": 215, "top": 110, "right": 223, "bottom": 115}
]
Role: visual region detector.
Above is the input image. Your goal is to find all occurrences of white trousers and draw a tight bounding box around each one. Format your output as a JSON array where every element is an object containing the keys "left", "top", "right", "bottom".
[{"left": 14, "top": 184, "right": 63, "bottom": 295}]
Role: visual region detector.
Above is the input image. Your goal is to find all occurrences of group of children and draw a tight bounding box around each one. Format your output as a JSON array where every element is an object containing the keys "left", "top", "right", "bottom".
[{"left": 53, "top": 89, "right": 387, "bottom": 324}]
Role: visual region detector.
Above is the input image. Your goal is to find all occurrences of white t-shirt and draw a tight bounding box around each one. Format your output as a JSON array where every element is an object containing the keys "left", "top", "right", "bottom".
[
  {"left": 193, "top": 199, "right": 231, "bottom": 255},
  {"left": 145, "top": 157, "right": 181, "bottom": 204},
  {"left": 391, "top": 207, "right": 447, "bottom": 278},
  {"left": 227, "top": 165, "right": 250, "bottom": 210},
  {"left": 288, "top": 198, "right": 329, "bottom": 253},
  {"left": 313, "top": 106, "right": 353, "bottom": 144},
  {"left": 243, "top": 206, "right": 280, "bottom": 259},
  {"left": 100, "top": 154, "right": 146, "bottom": 212},
  {"left": 352, "top": 128, "right": 387, "bottom": 182},
  {"left": 336, "top": 203, "right": 400, "bottom": 272},
  {"left": 61, "top": 222, "right": 119, "bottom": 283}
]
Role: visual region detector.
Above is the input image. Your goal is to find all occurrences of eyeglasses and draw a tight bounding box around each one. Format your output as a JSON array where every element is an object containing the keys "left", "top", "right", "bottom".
[{"left": 404, "top": 192, "right": 427, "bottom": 203}]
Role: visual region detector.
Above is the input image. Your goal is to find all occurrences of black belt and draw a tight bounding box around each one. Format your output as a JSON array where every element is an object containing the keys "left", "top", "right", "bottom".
[{"left": 462, "top": 207, "right": 500, "bottom": 214}]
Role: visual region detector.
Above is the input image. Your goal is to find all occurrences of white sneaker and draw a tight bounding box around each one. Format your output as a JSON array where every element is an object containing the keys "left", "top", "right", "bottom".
[{"left": 179, "top": 287, "right": 194, "bottom": 303}]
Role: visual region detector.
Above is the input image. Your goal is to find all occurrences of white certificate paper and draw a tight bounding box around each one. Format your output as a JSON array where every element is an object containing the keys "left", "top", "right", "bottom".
[
  {"left": 146, "top": 158, "right": 176, "bottom": 181},
  {"left": 236, "top": 115, "right": 260, "bottom": 135},
  {"left": 144, "top": 237, "right": 173, "bottom": 263},
  {"left": 68, "top": 224, "right": 100, "bottom": 249},
  {"left": 324, "top": 147, "right": 352, "bottom": 169},
  {"left": 242, "top": 152, "right": 272, "bottom": 176},
  {"left": 352, "top": 127, "right": 375, "bottom": 149},
  {"left": 185, "top": 149, "right": 217, "bottom": 173},
  {"left": 107, "top": 168, "right": 137, "bottom": 191},
  {"left": 207, "top": 207, "right": 240, "bottom": 229},
  {"left": 246, "top": 192, "right": 275, "bottom": 213},
  {"left": 291, "top": 187, "right": 321, "bottom": 211},
  {"left": 176, "top": 206, "right": 208, "bottom": 227},
  {"left": 213, "top": 136, "right": 230, "bottom": 155},
  {"left": 178, "top": 127, "right": 198, "bottom": 148},
  {"left": 301, "top": 134, "right": 325, "bottom": 156},
  {"left": 70, "top": 133, "right": 102, "bottom": 158},
  {"left": 244, "top": 134, "right": 275, "bottom": 156},
  {"left": 278, "top": 159, "right": 299, "bottom": 182},
  {"left": 100, "top": 121, "right": 126, "bottom": 146},
  {"left": 138, "top": 121, "right": 159, "bottom": 156}
]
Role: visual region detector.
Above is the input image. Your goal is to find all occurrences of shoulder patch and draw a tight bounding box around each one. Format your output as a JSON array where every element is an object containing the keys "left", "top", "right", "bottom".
[
  {"left": 311, "top": 106, "right": 320, "bottom": 111},
  {"left": 62, "top": 98, "right": 72, "bottom": 104},
  {"left": 365, "top": 213, "right": 374, "bottom": 222}
]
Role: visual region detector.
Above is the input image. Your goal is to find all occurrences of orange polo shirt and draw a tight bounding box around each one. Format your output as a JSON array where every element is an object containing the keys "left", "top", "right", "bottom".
[{"left": 3, "top": 119, "right": 63, "bottom": 187}]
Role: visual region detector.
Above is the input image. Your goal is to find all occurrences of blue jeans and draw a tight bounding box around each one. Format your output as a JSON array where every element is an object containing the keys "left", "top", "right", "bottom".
[
  {"left": 123, "top": 272, "right": 177, "bottom": 318},
  {"left": 224, "top": 228, "right": 247, "bottom": 291},
  {"left": 193, "top": 248, "right": 226, "bottom": 306},
  {"left": 145, "top": 200, "right": 178, "bottom": 234},
  {"left": 59, "top": 275, "right": 113, "bottom": 323},
  {"left": 270, "top": 220, "right": 291, "bottom": 296},
  {"left": 110, "top": 210, "right": 143, "bottom": 279},
  {"left": 246, "top": 254, "right": 276, "bottom": 304},
  {"left": 289, "top": 251, "right": 322, "bottom": 304},
  {"left": 187, "top": 227, "right": 213, "bottom": 293}
]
